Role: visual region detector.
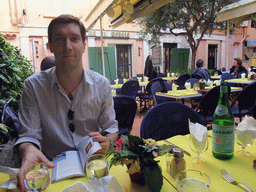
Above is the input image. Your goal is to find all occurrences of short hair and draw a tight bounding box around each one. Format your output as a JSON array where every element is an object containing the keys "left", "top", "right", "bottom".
[
  {"left": 234, "top": 58, "right": 242, "bottom": 66},
  {"left": 41, "top": 56, "right": 55, "bottom": 71},
  {"left": 48, "top": 14, "right": 86, "bottom": 44},
  {"left": 196, "top": 59, "right": 204, "bottom": 68}
]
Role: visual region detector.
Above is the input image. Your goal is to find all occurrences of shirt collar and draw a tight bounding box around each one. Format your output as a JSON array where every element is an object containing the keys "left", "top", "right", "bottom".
[{"left": 50, "top": 68, "right": 94, "bottom": 90}]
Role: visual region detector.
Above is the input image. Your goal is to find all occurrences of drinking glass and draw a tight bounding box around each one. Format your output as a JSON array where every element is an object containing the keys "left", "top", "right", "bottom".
[
  {"left": 189, "top": 135, "right": 208, "bottom": 163},
  {"left": 193, "top": 83, "right": 198, "bottom": 91},
  {"left": 86, "top": 154, "right": 109, "bottom": 181},
  {"left": 24, "top": 163, "right": 50, "bottom": 192},
  {"left": 176, "top": 170, "right": 210, "bottom": 192},
  {"left": 236, "top": 129, "right": 254, "bottom": 156}
]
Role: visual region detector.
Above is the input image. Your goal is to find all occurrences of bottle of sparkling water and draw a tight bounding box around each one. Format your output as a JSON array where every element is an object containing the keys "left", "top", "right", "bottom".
[{"left": 212, "top": 81, "right": 235, "bottom": 160}]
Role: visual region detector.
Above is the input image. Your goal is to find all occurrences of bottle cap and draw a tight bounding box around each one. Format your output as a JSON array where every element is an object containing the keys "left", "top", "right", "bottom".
[{"left": 173, "top": 148, "right": 184, "bottom": 158}]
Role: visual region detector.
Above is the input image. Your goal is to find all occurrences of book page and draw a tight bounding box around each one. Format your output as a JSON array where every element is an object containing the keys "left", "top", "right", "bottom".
[
  {"left": 51, "top": 150, "right": 85, "bottom": 182},
  {"left": 77, "top": 136, "right": 102, "bottom": 172}
]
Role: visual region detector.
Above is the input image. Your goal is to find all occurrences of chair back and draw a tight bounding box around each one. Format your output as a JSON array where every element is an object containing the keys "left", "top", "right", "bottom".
[
  {"left": 120, "top": 80, "right": 139, "bottom": 98},
  {"left": 151, "top": 80, "right": 173, "bottom": 104},
  {"left": 145, "top": 78, "right": 161, "bottom": 95},
  {"left": 157, "top": 73, "right": 167, "bottom": 78},
  {"left": 113, "top": 95, "right": 137, "bottom": 135},
  {"left": 186, "top": 78, "right": 199, "bottom": 88},
  {"left": 177, "top": 73, "right": 190, "bottom": 89},
  {"left": 237, "top": 81, "right": 256, "bottom": 110},
  {"left": 252, "top": 105, "right": 256, "bottom": 120},
  {"left": 140, "top": 102, "right": 204, "bottom": 140},
  {"left": 198, "top": 85, "right": 231, "bottom": 116},
  {"left": 191, "top": 74, "right": 203, "bottom": 79}
]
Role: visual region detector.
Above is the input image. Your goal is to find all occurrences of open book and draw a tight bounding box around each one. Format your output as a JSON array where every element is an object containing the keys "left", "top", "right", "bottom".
[{"left": 51, "top": 136, "right": 102, "bottom": 182}]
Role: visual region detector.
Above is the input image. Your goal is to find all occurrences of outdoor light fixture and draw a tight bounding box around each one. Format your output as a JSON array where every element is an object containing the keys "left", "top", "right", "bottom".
[{"left": 138, "top": 47, "right": 142, "bottom": 56}]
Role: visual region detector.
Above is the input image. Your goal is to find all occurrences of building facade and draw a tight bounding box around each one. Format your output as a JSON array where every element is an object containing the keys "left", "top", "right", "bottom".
[{"left": 0, "top": 0, "right": 253, "bottom": 79}]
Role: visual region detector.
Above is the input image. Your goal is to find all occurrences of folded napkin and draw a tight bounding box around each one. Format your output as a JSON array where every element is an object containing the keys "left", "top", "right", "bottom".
[
  {"left": 172, "top": 83, "right": 177, "bottom": 91},
  {"left": 189, "top": 120, "right": 208, "bottom": 150},
  {"left": 236, "top": 116, "right": 256, "bottom": 145},
  {"left": 185, "top": 82, "right": 191, "bottom": 90},
  {"left": 214, "top": 80, "right": 220, "bottom": 86},
  {"left": 62, "top": 176, "right": 124, "bottom": 192},
  {"left": 0, "top": 166, "right": 19, "bottom": 189}
]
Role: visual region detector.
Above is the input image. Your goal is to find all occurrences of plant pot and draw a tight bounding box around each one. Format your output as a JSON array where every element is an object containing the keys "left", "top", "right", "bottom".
[
  {"left": 199, "top": 82, "right": 206, "bottom": 90},
  {"left": 129, "top": 171, "right": 145, "bottom": 185}
]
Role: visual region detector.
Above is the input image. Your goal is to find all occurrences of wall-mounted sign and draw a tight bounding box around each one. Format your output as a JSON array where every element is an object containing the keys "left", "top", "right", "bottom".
[
  {"left": 152, "top": 46, "right": 162, "bottom": 66},
  {"left": 247, "top": 39, "right": 256, "bottom": 47}
]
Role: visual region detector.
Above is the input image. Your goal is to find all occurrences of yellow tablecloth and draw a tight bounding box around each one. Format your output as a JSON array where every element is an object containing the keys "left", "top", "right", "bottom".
[
  {"left": 110, "top": 81, "right": 149, "bottom": 89},
  {"left": 159, "top": 89, "right": 199, "bottom": 97},
  {"left": 226, "top": 78, "right": 255, "bottom": 84},
  {"left": 162, "top": 77, "right": 178, "bottom": 81},
  {"left": 157, "top": 131, "right": 256, "bottom": 192},
  {"left": 0, "top": 162, "right": 175, "bottom": 192}
]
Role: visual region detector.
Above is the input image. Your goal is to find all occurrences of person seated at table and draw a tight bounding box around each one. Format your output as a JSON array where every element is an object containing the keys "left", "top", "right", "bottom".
[
  {"left": 229, "top": 58, "right": 247, "bottom": 78},
  {"left": 191, "top": 59, "right": 211, "bottom": 81},
  {"left": 15, "top": 14, "right": 118, "bottom": 191},
  {"left": 40, "top": 56, "right": 55, "bottom": 71}
]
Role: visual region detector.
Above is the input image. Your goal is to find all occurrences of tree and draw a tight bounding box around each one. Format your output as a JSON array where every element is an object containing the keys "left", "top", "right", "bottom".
[
  {"left": 0, "top": 34, "right": 33, "bottom": 112},
  {"left": 139, "top": 0, "right": 239, "bottom": 70}
]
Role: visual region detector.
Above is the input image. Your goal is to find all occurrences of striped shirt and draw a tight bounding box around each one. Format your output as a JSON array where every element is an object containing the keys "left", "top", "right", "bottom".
[{"left": 15, "top": 67, "right": 118, "bottom": 159}]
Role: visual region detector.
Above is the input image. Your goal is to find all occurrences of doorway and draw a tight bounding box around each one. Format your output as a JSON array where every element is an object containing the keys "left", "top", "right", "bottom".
[
  {"left": 208, "top": 45, "right": 218, "bottom": 69},
  {"left": 116, "top": 45, "right": 132, "bottom": 79},
  {"left": 163, "top": 43, "right": 177, "bottom": 74},
  {"left": 29, "top": 37, "right": 45, "bottom": 73}
]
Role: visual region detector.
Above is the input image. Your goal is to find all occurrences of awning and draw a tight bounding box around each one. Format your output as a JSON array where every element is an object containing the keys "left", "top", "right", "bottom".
[
  {"left": 216, "top": 0, "right": 256, "bottom": 24},
  {"left": 83, "top": 0, "right": 175, "bottom": 30}
]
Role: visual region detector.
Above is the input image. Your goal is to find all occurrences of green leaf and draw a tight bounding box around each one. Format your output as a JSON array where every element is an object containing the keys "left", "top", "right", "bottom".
[
  {"left": 142, "top": 164, "right": 163, "bottom": 192},
  {"left": 0, "top": 74, "right": 10, "bottom": 83}
]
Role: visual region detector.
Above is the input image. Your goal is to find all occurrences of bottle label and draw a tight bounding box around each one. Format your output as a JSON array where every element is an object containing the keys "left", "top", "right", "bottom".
[
  {"left": 215, "top": 105, "right": 228, "bottom": 116},
  {"left": 212, "top": 124, "right": 234, "bottom": 153}
]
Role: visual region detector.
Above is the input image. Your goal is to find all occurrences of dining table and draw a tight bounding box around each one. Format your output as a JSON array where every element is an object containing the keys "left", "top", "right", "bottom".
[
  {"left": 155, "top": 86, "right": 242, "bottom": 101},
  {"left": 225, "top": 78, "right": 256, "bottom": 85},
  {"left": 1, "top": 130, "right": 255, "bottom": 191},
  {"left": 157, "top": 131, "right": 256, "bottom": 192},
  {"left": 0, "top": 159, "right": 176, "bottom": 192},
  {"left": 111, "top": 81, "right": 149, "bottom": 89},
  {"left": 210, "top": 75, "right": 221, "bottom": 80}
]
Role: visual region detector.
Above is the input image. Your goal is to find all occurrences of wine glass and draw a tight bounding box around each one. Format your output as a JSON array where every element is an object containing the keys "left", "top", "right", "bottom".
[
  {"left": 24, "top": 163, "right": 50, "bottom": 192},
  {"left": 236, "top": 129, "right": 254, "bottom": 156},
  {"left": 189, "top": 135, "right": 208, "bottom": 163},
  {"left": 86, "top": 154, "right": 109, "bottom": 181}
]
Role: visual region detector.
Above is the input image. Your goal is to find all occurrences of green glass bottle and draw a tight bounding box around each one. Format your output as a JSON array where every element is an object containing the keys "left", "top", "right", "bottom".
[{"left": 212, "top": 82, "right": 235, "bottom": 160}]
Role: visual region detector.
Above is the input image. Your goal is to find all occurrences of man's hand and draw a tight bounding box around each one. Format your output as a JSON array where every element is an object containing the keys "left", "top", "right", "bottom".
[
  {"left": 17, "top": 143, "right": 55, "bottom": 192},
  {"left": 88, "top": 132, "right": 118, "bottom": 154}
]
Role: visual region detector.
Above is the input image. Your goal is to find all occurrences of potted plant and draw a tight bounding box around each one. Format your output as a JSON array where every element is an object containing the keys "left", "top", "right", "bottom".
[
  {"left": 198, "top": 79, "right": 206, "bottom": 90},
  {"left": 0, "top": 123, "right": 14, "bottom": 151},
  {"left": 106, "top": 134, "right": 173, "bottom": 192}
]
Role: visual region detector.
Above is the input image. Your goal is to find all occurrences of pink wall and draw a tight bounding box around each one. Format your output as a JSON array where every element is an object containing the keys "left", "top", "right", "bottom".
[{"left": 135, "top": 39, "right": 144, "bottom": 75}]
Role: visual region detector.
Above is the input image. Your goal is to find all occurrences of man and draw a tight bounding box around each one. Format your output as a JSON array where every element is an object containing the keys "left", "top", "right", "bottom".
[
  {"left": 40, "top": 56, "right": 55, "bottom": 71},
  {"left": 229, "top": 58, "right": 247, "bottom": 78},
  {"left": 16, "top": 14, "right": 118, "bottom": 191},
  {"left": 191, "top": 59, "right": 211, "bottom": 81}
]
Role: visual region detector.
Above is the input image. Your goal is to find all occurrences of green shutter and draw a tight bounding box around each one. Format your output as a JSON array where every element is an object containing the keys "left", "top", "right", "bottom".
[
  {"left": 88, "top": 47, "right": 117, "bottom": 81},
  {"left": 170, "top": 48, "right": 190, "bottom": 73}
]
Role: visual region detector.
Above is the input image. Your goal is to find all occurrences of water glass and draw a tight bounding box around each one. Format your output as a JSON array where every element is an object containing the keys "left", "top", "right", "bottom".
[
  {"left": 193, "top": 83, "right": 198, "bottom": 91},
  {"left": 176, "top": 170, "right": 210, "bottom": 192},
  {"left": 236, "top": 129, "right": 254, "bottom": 156},
  {"left": 24, "top": 163, "right": 50, "bottom": 192},
  {"left": 86, "top": 154, "right": 109, "bottom": 181}
]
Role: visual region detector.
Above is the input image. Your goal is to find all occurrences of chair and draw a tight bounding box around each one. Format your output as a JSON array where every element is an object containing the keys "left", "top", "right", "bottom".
[
  {"left": 110, "top": 78, "right": 123, "bottom": 94},
  {"left": 151, "top": 80, "right": 174, "bottom": 105},
  {"left": 220, "top": 73, "right": 236, "bottom": 87},
  {"left": 140, "top": 102, "right": 204, "bottom": 141},
  {"left": 177, "top": 73, "right": 190, "bottom": 89},
  {"left": 120, "top": 80, "right": 139, "bottom": 98},
  {"left": 138, "top": 78, "right": 160, "bottom": 114},
  {"left": 252, "top": 105, "right": 256, "bottom": 120},
  {"left": 219, "top": 67, "right": 226, "bottom": 72},
  {"left": 195, "top": 85, "right": 231, "bottom": 126},
  {"left": 157, "top": 73, "right": 167, "bottom": 78},
  {"left": 185, "top": 78, "right": 202, "bottom": 109},
  {"left": 113, "top": 95, "right": 137, "bottom": 135},
  {"left": 231, "top": 81, "right": 256, "bottom": 122}
]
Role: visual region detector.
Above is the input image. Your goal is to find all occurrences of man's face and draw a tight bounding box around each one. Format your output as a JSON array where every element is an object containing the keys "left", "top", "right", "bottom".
[{"left": 49, "top": 23, "right": 85, "bottom": 69}]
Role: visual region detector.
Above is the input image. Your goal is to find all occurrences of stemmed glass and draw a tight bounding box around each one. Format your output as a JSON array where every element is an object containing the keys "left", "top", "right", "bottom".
[
  {"left": 86, "top": 154, "right": 109, "bottom": 181},
  {"left": 189, "top": 135, "right": 208, "bottom": 163},
  {"left": 24, "top": 163, "right": 50, "bottom": 192},
  {"left": 236, "top": 129, "right": 254, "bottom": 156}
]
